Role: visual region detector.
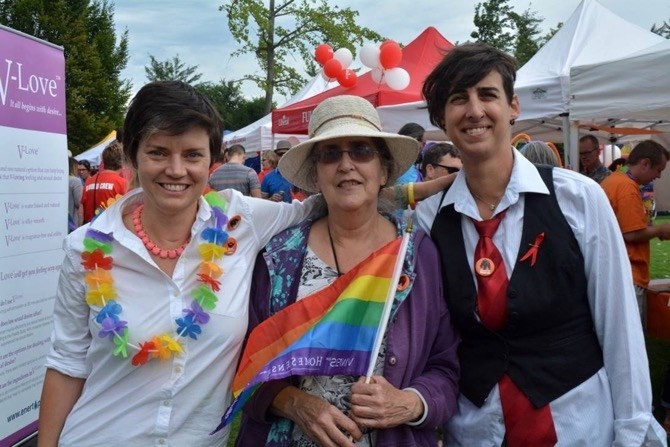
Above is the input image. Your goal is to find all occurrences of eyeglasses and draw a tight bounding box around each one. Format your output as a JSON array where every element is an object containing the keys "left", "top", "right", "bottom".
[
  {"left": 78, "top": 168, "right": 88, "bottom": 172},
  {"left": 579, "top": 149, "right": 598, "bottom": 157},
  {"left": 275, "top": 151, "right": 288, "bottom": 157},
  {"left": 431, "top": 163, "right": 460, "bottom": 174},
  {"left": 314, "top": 144, "right": 378, "bottom": 164}
]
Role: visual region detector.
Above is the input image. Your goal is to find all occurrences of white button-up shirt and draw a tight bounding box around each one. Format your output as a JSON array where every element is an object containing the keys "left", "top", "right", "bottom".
[
  {"left": 416, "top": 151, "right": 666, "bottom": 446},
  {"left": 46, "top": 188, "right": 314, "bottom": 446}
]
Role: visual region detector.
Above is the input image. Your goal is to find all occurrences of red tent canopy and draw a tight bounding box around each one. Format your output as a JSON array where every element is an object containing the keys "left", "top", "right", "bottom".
[{"left": 271, "top": 27, "right": 454, "bottom": 135}]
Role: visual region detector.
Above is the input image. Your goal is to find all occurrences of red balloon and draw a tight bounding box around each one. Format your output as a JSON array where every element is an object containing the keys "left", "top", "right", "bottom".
[
  {"left": 323, "top": 58, "right": 343, "bottom": 79},
  {"left": 380, "top": 40, "right": 396, "bottom": 51},
  {"left": 379, "top": 41, "right": 402, "bottom": 69},
  {"left": 337, "top": 69, "right": 357, "bottom": 88},
  {"left": 315, "top": 44, "right": 334, "bottom": 65}
]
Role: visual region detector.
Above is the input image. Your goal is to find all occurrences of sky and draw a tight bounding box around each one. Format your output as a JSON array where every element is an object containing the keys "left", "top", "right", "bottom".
[{"left": 112, "top": 0, "right": 670, "bottom": 102}]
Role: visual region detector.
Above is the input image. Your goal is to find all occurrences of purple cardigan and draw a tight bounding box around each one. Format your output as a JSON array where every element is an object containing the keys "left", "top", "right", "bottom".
[{"left": 233, "top": 220, "right": 460, "bottom": 446}]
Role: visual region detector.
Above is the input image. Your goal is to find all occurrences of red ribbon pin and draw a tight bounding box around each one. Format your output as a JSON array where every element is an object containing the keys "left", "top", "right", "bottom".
[{"left": 519, "top": 232, "right": 545, "bottom": 267}]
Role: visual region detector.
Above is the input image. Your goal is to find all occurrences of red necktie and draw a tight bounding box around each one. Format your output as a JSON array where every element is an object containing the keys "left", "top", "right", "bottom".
[{"left": 472, "top": 212, "right": 558, "bottom": 446}]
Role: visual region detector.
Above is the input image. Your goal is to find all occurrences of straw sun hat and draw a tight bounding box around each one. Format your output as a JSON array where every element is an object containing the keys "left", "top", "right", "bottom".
[{"left": 278, "top": 95, "right": 420, "bottom": 193}]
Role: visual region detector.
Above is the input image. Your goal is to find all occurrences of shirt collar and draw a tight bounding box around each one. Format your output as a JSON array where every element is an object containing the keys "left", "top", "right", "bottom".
[
  {"left": 442, "top": 148, "right": 550, "bottom": 220},
  {"left": 89, "top": 188, "right": 214, "bottom": 237}
]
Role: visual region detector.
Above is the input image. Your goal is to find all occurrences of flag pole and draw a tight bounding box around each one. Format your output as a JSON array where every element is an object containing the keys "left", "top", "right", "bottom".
[{"left": 363, "top": 212, "right": 413, "bottom": 381}]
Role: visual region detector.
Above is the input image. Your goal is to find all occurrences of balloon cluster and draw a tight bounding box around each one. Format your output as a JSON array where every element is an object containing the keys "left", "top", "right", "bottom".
[
  {"left": 315, "top": 44, "right": 357, "bottom": 88},
  {"left": 359, "top": 40, "right": 410, "bottom": 91}
]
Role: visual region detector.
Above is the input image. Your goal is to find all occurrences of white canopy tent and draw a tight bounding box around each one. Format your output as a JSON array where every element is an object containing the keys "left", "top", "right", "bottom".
[
  {"left": 571, "top": 39, "right": 670, "bottom": 126},
  {"left": 74, "top": 130, "right": 117, "bottom": 166},
  {"left": 224, "top": 75, "right": 339, "bottom": 153},
  {"left": 512, "top": 0, "right": 665, "bottom": 168}
]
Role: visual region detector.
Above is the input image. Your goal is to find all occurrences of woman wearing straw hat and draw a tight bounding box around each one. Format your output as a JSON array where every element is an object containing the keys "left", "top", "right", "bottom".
[{"left": 234, "top": 95, "right": 460, "bottom": 447}]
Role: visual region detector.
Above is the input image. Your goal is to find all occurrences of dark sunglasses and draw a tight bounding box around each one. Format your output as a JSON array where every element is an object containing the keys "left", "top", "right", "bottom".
[
  {"left": 315, "top": 144, "right": 378, "bottom": 164},
  {"left": 432, "top": 163, "right": 460, "bottom": 174}
]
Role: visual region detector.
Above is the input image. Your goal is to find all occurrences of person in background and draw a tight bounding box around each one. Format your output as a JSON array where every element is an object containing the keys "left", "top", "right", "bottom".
[
  {"left": 208, "top": 144, "right": 261, "bottom": 197},
  {"left": 77, "top": 160, "right": 92, "bottom": 184},
  {"left": 261, "top": 140, "right": 294, "bottom": 203},
  {"left": 68, "top": 157, "right": 83, "bottom": 231},
  {"left": 419, "top": 42, "right": 664, "bottom": 446},
  {"left": 258, "top": 150, "right": 279, "bottom": 185},
  {"left": 80, "top": 141, "right": 128, "bottom": 223},
  {"left": 519, "top": 140, "right": 561, "bottom": 167},
  {"left": 235, "top": 95, "right": 459, "bottom": 447},
  {"left": 579, "top": 134, "right": 611, "bottom": 183},
  {"left": 600, "top": 140, "right": 670, "bottom": 329},
  {"left": 395, "top": 122, "right": 424, "bottom": 184},
  {"left": 421, "top": 142, "right": 462, "bottom": 181}
]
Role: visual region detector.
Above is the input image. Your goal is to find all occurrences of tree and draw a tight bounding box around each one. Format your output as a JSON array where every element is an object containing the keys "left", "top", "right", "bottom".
[
  {"left": 196, "top": 80, "right": 268, "bottom": 131},
  {"left": 540, "top": 22, "right": 563, "bottom": 46},
  {"left": 651, "top": 21, "right": 670, "bottom": 38},
  {"left": 470, "top": 0, "right": 515, "bottom": 53},
  {"left": 220, "top": 0, "right": 383, "bottom": 114},
  {"left": 144, "top": 54, "right": 203, "bottom": 85},
  {"left": 0, "top": 0, "right": 131, "bottom": 154},
  {"left": 510, "top": 7, "right": 543, "bottom": 66}
]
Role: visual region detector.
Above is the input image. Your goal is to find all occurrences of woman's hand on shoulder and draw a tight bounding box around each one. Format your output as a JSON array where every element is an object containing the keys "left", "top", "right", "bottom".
[
  {"left": 271, "top": 386, "right": 362, "bottom": 447},
  {"left": 349, "top": 375, "right": 424, "bottom": 429}
]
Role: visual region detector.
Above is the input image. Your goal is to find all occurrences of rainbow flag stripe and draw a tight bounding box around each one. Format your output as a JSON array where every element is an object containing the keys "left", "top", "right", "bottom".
[{"left": 215, "top": 237, "right": 401, "bottom": 430}]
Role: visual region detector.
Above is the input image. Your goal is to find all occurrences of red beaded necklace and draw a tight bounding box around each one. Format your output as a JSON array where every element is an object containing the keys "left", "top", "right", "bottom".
[{"left": 132, "top": 204, "right": 190, "bottom": 259}]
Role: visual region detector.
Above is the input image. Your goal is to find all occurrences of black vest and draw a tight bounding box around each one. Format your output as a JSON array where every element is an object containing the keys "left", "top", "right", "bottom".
[{"left": 431, "top": 166, "right": 603, "bottom": 408}]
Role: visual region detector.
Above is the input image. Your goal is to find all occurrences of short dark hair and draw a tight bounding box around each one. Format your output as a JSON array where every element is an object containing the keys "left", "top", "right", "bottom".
[
  {"left": 421, "top": 143, "right": 460, "bottom": 176},
  {"left": 579, "top": 134, "right": 599, "bottom": 149},
  {"left": 397, "top": 123, "right": 425, "bottom": 141},
  {"left": 227, "top": 144, "right": 246, "bottom": 157},
  {"left": 78, "top": 159, "right": 91, "bottom": 171},
  {"left": 628, "top": 140, "right": 670, "bottom": 167},
  {"left": 423, "top": 42, "right": 517, "bottom": 131},
  {"left": 102, "top": 141, "right": 125, "bottom": 170},
  {"left": 123, "top": 81, "right": 223, "bottom": 168}
]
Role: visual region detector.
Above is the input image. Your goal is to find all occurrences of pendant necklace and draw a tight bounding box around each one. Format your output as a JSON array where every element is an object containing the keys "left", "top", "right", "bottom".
[{"left": 471, "top": 191, "right": 502, "bottom": 212}]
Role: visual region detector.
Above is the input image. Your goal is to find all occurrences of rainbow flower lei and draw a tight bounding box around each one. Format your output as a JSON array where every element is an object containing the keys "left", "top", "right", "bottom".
[{"left": 81, "top": 192, "right": 239, "bottom": 366}]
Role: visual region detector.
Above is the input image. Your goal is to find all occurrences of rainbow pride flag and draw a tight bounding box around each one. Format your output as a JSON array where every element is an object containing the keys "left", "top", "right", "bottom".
[{"left": 215, "top": 237, "right": 403, "bottom": 431}]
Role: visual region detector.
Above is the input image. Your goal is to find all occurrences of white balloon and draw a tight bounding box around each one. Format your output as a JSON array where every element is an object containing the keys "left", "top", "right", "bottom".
[
  {"left": 360, "top": 43, "right": 380, "bottom": 69},
  {"left": 333, "top": 48, "right": 353, "bottom": 69},
  {"left": 385, "top": 67, "right": 410, "bottom": 90},
  {"left": 371, "top": 67, "right": 385, "bottom": 84}
]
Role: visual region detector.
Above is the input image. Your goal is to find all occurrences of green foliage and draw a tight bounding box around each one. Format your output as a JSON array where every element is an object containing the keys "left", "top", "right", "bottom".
[
  {"left": 509, "top": 8, "right": 543, "bottom": 67},
  {"left": 196, "top": 79, "right": 268, "bottom": 131},
  {"left": 220, "top": 0, "right": 383, "bottom": 114},
  {"left": 540, "top": 22, "right": 563, "bottom": 46},
  {"left": 470, "top": 0, "right": 515, "bottom": 53},
  {"left": 0, "top": 0, "right": 131, "bottom": 154},
  {"left": 144, "top": 54, "right": 203, "bottom": 85},
  {"left": 651, "top": 21, "right": 670, "bottom": 38}
]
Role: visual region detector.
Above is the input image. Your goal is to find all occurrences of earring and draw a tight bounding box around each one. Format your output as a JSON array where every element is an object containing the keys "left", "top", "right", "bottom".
[{"left": 509, "top": 119, "right": 516, "bottom": 125}]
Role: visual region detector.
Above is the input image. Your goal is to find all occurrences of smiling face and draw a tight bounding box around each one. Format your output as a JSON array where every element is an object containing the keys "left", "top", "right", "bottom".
[
  {"left": 313, "top": 137, "right": 388, "bottom": 214},
  {"left": 136, "top": 127, "right": 211, "bottom": 218},
  {"left": 443, "top": 70, "right": 519, "bottom": 161}
]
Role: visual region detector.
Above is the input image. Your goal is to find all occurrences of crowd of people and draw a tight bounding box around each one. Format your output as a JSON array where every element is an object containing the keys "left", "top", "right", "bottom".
[{"left": 43, "top": 42, "right": 670, "bottom": 447}]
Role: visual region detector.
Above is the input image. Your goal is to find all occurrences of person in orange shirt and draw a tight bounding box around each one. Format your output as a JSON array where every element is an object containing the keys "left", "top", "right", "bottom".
[
  {"left": 80, "top": 141, "right": 128, "bottom": 223},
  {"left": 600, "top": 140, "right": 670, "bottom": 328}
]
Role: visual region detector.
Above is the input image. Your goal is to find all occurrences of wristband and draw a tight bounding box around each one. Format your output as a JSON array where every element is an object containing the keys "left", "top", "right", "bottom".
[{"left": 408, "top": 182, "right": 416, "bottom": 209}]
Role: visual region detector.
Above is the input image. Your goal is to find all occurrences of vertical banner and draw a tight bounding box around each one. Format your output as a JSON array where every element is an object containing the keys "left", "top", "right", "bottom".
[{"left": 0, "top": 26, "right": 67, "bottom": 447}]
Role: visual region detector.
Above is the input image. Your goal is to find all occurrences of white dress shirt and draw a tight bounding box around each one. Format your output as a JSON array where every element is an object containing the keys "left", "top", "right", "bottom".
[
  {"left": 46, "top": 188, "right": 314, "bottom": 447},
  {"left": 416, "top": 151, "right": 666, "bottom": 446}
]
